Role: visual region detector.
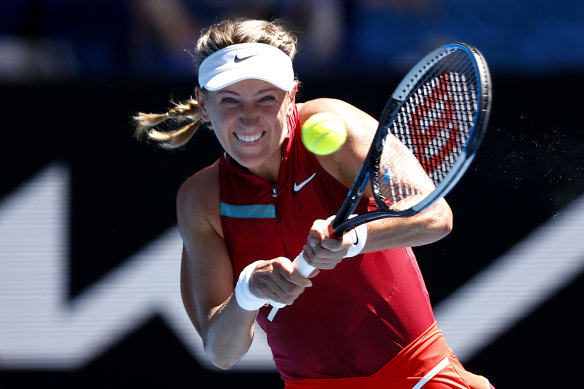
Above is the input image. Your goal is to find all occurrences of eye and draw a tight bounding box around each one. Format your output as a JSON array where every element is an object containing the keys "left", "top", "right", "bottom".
[
  {"left": 258, "top": 95, "right": 276, "bottom": 103},
  {"left": 221, "top": 97, "right": 238, "bottom": 104}
]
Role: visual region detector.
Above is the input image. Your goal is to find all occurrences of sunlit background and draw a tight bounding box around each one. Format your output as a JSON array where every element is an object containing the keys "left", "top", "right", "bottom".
[{"left": 1, "top": 1, "right": 583, "bottom": 388}]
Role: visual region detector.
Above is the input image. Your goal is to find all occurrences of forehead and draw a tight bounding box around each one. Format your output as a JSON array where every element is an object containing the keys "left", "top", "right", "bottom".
[{"left": 212, "top": 79, "right": 287, "bottom": 96}]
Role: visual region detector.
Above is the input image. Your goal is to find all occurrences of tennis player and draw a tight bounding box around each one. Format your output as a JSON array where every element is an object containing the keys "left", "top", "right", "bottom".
[{"left": 134, "top": 18, "right": 494, "bottom": 389}]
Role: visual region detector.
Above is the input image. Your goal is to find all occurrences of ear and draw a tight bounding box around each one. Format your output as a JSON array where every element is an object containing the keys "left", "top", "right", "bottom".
[
  {"left": 286, "top": 82, "right": 298, "bottom": 116},
  {"left": 195, "top": 87, "right": 210, "bottom": 122}
]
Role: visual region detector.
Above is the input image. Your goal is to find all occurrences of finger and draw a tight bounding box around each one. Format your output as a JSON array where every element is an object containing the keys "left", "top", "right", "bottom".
[
  {"left": 303, "top": 245, "right": 343, "bottom": 270},
  {"left": 269, "top": 258, "right": 312, "bottom": 302},
  {"left": 307, "top": 219, "right": 331, "bottom": 248},
  {"left": 307, "top": 229, "right": 320, "bottom": 248},
  {"left": 269, "top": 280, "right": 306, "bottom": 305},
  {"left": 251, "top": 259, "right": 296, "bottom": 303},
  {"left": 277, "top": 262, "right": 313, "bottom": 288},
  {"left": 320, "top": 236, "right": 345, "bottom": 252},
  {"left": 309, "top": 240, "right": 345, "bottom": 258},
  {"left": 276, "top": 257, "right": 295, "bottom": 275},
  {"left": 256, "top": 273, "right": 297, "bottom": 305}
]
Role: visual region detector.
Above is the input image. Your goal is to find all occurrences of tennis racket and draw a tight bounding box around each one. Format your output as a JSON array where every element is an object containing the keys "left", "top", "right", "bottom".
[{"left": 267, "top": 42, "right": 492, "bottom": 321}]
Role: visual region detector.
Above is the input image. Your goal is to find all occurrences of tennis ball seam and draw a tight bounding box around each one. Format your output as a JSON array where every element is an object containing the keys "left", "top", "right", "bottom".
[
  {"left": 312, "top": 131, "right": 342, "bottom": 148},
  {"left": 302, "top": 113, "right": 347, "bottom": 156}
]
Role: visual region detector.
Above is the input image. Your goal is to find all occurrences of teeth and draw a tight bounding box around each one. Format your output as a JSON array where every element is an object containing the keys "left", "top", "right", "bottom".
[{"left": 236, "top": 132, "right": 262, "bottom": 142}]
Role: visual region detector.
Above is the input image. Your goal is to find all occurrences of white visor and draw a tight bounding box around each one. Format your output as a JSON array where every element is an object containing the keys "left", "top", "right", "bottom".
[{"left": 198, "top": 43, "right": 295, "bottom": 92}]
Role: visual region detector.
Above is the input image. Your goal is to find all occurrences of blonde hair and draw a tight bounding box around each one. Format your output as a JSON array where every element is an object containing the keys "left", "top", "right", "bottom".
[{"left": 133, "top": 19, "right": 298, "bottom": 149}]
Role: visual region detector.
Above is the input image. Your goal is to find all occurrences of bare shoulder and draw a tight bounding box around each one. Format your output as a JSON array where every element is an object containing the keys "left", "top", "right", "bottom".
[
  {"left": 177, "top": 160, "right": 222, "bottom": 239},
  {"left": 299, "top": 98, "right": 375, "bottom": 126}
]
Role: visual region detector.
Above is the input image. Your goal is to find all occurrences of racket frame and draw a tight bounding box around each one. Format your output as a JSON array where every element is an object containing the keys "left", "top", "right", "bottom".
[{"left": 331, "top": 42, "right": 492, "bottom": 237}]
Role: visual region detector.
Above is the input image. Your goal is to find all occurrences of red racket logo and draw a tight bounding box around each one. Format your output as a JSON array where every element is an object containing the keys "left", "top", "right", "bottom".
[{"left": 408, "top": 73, "right": 463, "bottom": 178}]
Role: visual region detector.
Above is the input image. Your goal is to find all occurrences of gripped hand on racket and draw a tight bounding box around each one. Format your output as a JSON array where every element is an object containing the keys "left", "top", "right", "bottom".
[{"left": 268, "top": 42, "right": 492, "bottom": 321}]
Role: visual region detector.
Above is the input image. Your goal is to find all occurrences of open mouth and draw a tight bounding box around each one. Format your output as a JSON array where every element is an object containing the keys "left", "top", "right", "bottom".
[{"left": 235, "top": 131, "right": 264, "bottom": 143}]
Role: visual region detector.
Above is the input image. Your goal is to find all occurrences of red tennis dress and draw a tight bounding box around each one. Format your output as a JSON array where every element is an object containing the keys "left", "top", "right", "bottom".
[{"left": 218, "top": 105, "right": 493, "bottom": 388}]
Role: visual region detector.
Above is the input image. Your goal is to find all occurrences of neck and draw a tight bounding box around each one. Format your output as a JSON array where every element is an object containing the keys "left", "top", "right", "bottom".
[{"left": 248, "top": 151, "right": 282, "bottom": 184}]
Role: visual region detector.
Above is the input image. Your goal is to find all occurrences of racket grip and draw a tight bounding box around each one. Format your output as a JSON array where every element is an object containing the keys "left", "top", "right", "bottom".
[
  {"left": 267, "top": 252, "right": 314, "bottom": 321},
  {"left": 292, "top": 252, "right": 315, "bottom": 277}
]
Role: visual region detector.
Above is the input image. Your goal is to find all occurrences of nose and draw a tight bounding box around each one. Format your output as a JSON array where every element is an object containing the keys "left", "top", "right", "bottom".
[{"left": 239, "top": 102, "right": 260, "bottom": 128}]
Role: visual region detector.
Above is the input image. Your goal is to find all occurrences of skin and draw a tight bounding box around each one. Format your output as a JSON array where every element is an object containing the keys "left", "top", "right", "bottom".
[{"left": 177, "top": 78, "right": 453, "bottom": 369}]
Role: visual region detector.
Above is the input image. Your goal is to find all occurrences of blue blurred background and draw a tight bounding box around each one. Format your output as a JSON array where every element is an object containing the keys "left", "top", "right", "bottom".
[
  {"left": 1, "top": 1, "right": 583, "bottom": 388},
  {"left": 1, "top": 0, "right": 584, "bottom": 82}
]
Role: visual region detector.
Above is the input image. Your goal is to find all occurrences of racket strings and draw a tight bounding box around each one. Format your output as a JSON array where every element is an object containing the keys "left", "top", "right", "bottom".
[
  {"left": 377, "top": 50, "right": 480, "bottom": 210},
  {"left": 376, "top": 137, "right": 427, "bottom": 210}
]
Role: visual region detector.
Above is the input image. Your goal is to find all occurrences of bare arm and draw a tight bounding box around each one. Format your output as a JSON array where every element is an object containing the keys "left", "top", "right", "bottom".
[
  {"left": 177, "top": 163, "right": 257, "bottom": 369},
  {"left": 177, "top": 162, "right": 313, "bottom": 368},
  {"left": 297, "top": 98, "right": 453, "bottom": 267}
]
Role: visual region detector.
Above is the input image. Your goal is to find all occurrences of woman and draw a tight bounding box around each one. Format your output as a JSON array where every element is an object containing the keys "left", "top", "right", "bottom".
[{"left": 134, "top": 18, "right": 494, "bottom": 389}]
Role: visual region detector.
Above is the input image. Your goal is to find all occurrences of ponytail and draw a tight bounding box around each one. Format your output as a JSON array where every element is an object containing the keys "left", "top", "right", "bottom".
[{"left": 133, "top": 98, "right": 205, "bottom": 149}]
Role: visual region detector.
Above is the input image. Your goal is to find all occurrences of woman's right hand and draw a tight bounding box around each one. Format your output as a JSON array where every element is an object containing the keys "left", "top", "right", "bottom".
[{"left": 249, "top": 258, "right": 318, "bottom": 307}]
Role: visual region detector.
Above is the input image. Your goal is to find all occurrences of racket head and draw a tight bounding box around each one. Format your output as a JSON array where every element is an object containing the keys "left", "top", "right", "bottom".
[{"left": 333, "top": 43, "right": 492, "bottom": 235}]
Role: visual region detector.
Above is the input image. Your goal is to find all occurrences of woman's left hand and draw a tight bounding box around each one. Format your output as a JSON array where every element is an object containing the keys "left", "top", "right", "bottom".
[{"left": 301, "top": 219, "right": 355, "bottom": 270}]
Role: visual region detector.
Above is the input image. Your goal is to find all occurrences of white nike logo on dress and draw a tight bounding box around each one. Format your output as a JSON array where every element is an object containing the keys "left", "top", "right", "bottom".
[{"left": 293, "top": 173, "right": 316, "bottom": 193}]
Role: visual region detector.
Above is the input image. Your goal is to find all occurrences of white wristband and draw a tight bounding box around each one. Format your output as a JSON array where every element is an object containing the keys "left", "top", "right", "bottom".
[
  {"left": 234, "top": 260, "right": 267, "bottom": 311},
  {"left": 344, "top": 223, "right": 368, "bottom": 258}
]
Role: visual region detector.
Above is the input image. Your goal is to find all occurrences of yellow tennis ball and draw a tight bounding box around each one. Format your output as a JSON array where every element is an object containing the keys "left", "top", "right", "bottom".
[{"left": 301, "top": 113, "right": 347, "bottom": 155}]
